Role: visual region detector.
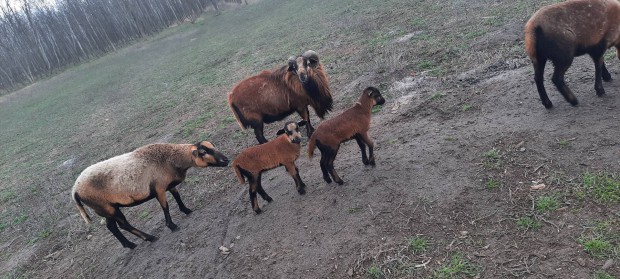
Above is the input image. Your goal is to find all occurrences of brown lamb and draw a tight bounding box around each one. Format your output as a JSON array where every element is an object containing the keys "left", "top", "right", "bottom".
[
  {"left": 232, "top": 121, "right": 307, "bottom": 214},
  {"left": 308, "top": 87, "right": 385, "bottom": 185}
]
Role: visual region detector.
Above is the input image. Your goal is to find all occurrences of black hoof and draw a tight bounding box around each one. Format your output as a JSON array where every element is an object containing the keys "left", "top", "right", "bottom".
[
  {"left": 542, "top": 100, "right": 553, "bottom": 109},
  {"left": 596, "top": 88, "right": 606, "bottom": 96},
  {"left": 168, "top": 223, "right": 179, "bottom": 232},
  {"left": 298, "top": 188, "right": 306, "bottom": 195},
  {"left": 181, "top": 208, "right": 193, "bottom": 215},
  {"left": 124, "top": 242, "right": 137, "bottom": 249},
  {"left": 254, "top": 208, "right": 263, "bottom": 214},
  {"left": 145, "top": 235, "right": 158, "bottom": 242},
  {"left": 569, "top": 99, "right": 579, "bottom": 106},
  {"left": 362, "top": 158, "right": 370, "bottom": 165},
  {"left": 369, "top": 160, "right": 376, "bottom": 166},
  {"left": 603, "top": 75, "right": 612, "bottom": 82},
  {"left": 264, "top": 196, "right": 273, "bottom": 202},
  {"left": 335, "top": 179, "right": 344, "bottom": 185},
  {"left": 323, "top": 176, "right": 332, "bottom": 183}
]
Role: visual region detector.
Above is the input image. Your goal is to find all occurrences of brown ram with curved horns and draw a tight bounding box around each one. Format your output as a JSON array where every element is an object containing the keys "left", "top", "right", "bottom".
[{"left": 227, "top": 50, "right": 333, "bottom": 144}]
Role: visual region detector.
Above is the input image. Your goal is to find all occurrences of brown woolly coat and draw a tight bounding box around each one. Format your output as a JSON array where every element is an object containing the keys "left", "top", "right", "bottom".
[
  {"left": 308, "top": 93, "right": 375, "bottom": 156},
  {"left": 232, "top": 134, "right": 301, "bottom": 183},
  {"left": 72, "top": 144, "right": 201, "bottom": 222},
  {"left": 525, "top": 0, "right": 620, "bottom": 62},
  {"left": 227, "top": 63, "right": 332, "bottom": 127}
]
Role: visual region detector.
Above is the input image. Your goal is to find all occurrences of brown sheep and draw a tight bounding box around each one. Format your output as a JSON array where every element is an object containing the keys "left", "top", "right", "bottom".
[
  {"left": 231, "top": 121, "right": 307, "bottom": 214},
  {"left": 308, "top": 87, "right": 385, "bottom": 185},
  {"left": 71, "top": 141, "right": 229, "bottom": 249},
  {"left": 524, "top": 0, "right": 620, "bottom": 108},
  {"left": 227, "top": 50, "right": 333, "bottom": 144}
]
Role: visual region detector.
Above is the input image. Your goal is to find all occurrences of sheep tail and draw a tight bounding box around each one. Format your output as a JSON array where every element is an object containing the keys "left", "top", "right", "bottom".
[
  {"left": 73, "top": 192, "right": 91, "bottom": 224},
  {"left": 228, "top": 96, "right": 247, "bottom": 130},
  {"left": 307, "top": 133, "right": 317, "bottom": 158},
  {"left": 524, "top": 24, "right": 542, "bottom": 64},
  {"left": 233, "top": 164, "right": 245, "bottom": 184}
]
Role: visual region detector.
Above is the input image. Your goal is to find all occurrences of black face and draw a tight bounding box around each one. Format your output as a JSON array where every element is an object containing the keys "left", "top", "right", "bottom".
[
  {"left": 209, "top": 151, "right": 230, "bottom": 167},
  {"left": 366, "top": 86, "right": 385, "bottom": 106},
  {"left": 194, "top": 143, "right": 229, "bottom": 167}
]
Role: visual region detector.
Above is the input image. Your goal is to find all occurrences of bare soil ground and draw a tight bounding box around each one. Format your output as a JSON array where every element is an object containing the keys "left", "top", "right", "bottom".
[{"left": 2, "top": 0, "right": 620, "bottom": 278}]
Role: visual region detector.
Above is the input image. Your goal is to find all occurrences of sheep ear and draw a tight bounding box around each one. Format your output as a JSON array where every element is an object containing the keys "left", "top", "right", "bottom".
[
  {"left": 287, "top": 56, "right": 297, "bottom": 72},
  {"left": 297, "top": 120, "right": 307, "bottom": 127},
  {"left": 276, "top": 129, "right": 286, "bottom": 135}
]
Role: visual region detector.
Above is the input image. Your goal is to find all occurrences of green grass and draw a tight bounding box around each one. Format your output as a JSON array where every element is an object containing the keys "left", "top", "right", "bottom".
[
  {"left": 582, "top": 172, "right": 620, "bottom": 203},
  {"left": 483, "top": 149, "right": 503, "bottom": 170},
  {"left": 535, "top": 195, "right": 560, "bottom": 213},
  {"left": 371, "top": 106, "right": 383, "bottom": 114},
  {"left": 29, "top": 228, "right": 52, "bottom": 245},
  {"left": 368, "top": 265, "right": 383, "bottom": 278},
  {"left": 348, "top": 207, "right": 363, "bottom": 214},
  {"left": 139, "top": 209, "right": 151, "bottom": 220},
  {"left": 407, "top": 236, "right": 429, "bottom": 254},
  {"left": 433, "top": 253, "right": 481, "bottom": 278},
  {"left": 579, "top": 236, "right": 615, "bottom": 259},
  {"left": 557, "top": 139, "right": 571, "bottom": 148},
  {"left": 13, "top": 213, "right": 28, "bottom": 225},
  {"left": 594, "top": 271, "right": 616, "bottom": 279},
  {"left": 485, "top": 178, "right": 500, "bottom": 190},
  {"left": 0, "top": 190, "right": 17, "bottom": 202},
  {"left": 516, "top": 216, "right": 541, "bottom": 230},
  {"left": 431, "top": 93, "right": 445, "bottom": 100}
]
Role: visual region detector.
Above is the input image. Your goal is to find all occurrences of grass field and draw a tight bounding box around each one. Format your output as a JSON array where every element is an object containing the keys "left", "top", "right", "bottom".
[{"left": 2, "top": 0, "right": 620, "bottom": 278}]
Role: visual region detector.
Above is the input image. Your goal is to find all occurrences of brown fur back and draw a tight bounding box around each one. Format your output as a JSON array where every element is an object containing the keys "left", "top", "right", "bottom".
[
  {"left": 525, "top": 0, "right": 620, "bottom": 62},
  {"left": 233, "top": 135, "right": 300, "bottom": 175}
]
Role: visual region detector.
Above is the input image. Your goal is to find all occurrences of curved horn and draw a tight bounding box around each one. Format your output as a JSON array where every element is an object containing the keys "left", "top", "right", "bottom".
[
  {"left": 287, "top": 55, "right": 297, "bottom": 72},
  {"left": 302, "top": 50, "right": 319, "bottom": 68},
  {"left": 302, "top": 50, "right": 319, "bottom": 63}
]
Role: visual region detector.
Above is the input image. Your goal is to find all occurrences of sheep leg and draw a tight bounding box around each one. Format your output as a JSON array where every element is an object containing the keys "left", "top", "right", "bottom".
[
  {"left": 169, "top": 188, "right": 192, "bottom": 214},
  {"left": 251, "top": 122, "right": 268, "bottom": 144},
  {"left": 359, "top": 132, "right": 376, "bottom": 166},
  {"left": 319, "top": 152, "right": 332, "bottom": 183},
  {"left": 114, "top": 209, "right": 157, "bottom": 242},
  {"left": 155, "top": 190, "right": 178, "bottom": 231},
  {"left": 591, "top": 54, "right": 606, "bottom": 96},
  {"left": 284, "top": 163, "right": 306, "bottom": 194},
  {"left": 298, "top": 108, "right": 315, "bottom": 137},
  {"left": 602, "top": 61, "right": 612, "bottom": 82},
  {"left": 106, "top": 217, "right": 137, "bottom": 249},
  {"left": 326, "top": 149, "right": 344, "bottom": 185},
  {"left": 551, "top": 59, "right": 578, "bottom": 106},
  {"left": 256, "top": 173, "right": 273, "bottom": 202},
  {"left": 354, "top": 134, "right": 369, "bottom": 165},
  {"left": 249, "top": 179, "right": 262, "bottom": 214},
  {"left": 533, "top": 57, "right": 553, "bottom": 108}
]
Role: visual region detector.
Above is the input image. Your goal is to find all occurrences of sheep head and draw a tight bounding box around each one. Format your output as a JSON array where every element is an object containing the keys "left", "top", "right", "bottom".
[
  {"left": 276, "top": 121, "right": 307, "bottom": 144},
  {"left": 191, "top": 141, "right": 229, "bottom": 167},
  {"left": 365, "top": 86, "right": 385, "bottom": 106},
  {"left": 287, "top": 50, "right": 320, "bottom": 84}
]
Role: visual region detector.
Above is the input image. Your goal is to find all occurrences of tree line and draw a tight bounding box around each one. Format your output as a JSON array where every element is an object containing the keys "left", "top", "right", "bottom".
[{"left": 0, "top": 0, "right": 243, "bottom": 91}]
